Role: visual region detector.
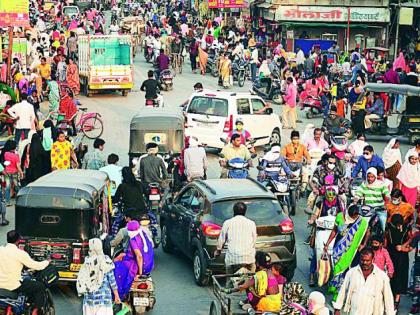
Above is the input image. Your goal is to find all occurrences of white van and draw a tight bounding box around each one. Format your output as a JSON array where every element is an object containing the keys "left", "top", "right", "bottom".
[
  {"left": 184, "top": 91, "right": 282, "bottom": 149},
  {"left": 63, "top": 6, "right": 80, "bottom": 19}
]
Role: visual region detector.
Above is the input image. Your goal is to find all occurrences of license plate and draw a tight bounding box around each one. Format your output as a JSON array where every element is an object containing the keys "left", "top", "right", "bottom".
[
  {"left": 58, "top": 271, "right": 78, "bottom": 279},
  {"left": 409, "top": 118, "right": 420, "bottom": 123},
  {"left": 70, "top": 263, "right": 81, "bottom": 271},
  {"left": 149, "top": 194, "right": 160, "bottom": 201},
  {"left": 133, "top": 297, "right": 149, "bottom": 306}
]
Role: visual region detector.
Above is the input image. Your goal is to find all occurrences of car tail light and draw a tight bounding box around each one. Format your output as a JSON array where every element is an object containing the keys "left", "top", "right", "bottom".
[
  {"left": 137, "top": 282, "right": 148, "bottom": 290},
  {"left": 279, "top": 218, "right": 294, "bottom": 233},
  {"left": 17, "top": 240, "right": 26, "bottom": 251},
  {"left": 223, "top": 115, "right": 233, "bottom": 132},
  {"left": 202, "top": 222, "right": 222, "bottom": 237},
  {"left": 150, "top": 188, "right": 159, "bottom": 195},
  {"left": 72, "top": 248, "right": 81, "bottom": 264}
]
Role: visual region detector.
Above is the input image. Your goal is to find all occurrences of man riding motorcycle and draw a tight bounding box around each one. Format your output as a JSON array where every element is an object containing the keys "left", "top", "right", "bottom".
[
  {"left": 140, "top": 70, "right": 163, "bottom": 107},
  {"left": 281, "top": 130, "right": 311, "bottom": 192},
  {"left": 258, "top": 145, "right": 294, "bottom": 180},
  {"left": 0, "top": 230, "right": 50, "bottom": 315},
  {"left": 322, "top": 105, "right": 350, "bottom": 138},
  {"left": 155, "top": 49, "right": 170, "bottom": 81},
  {"left": 220, "top": 133, "right": 252, "bottom": 178},
  {"left": 139, "top": 142, "right": 168, "bottom": 192}
]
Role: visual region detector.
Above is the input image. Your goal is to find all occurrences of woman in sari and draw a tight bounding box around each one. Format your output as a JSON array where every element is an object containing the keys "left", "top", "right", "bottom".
[
  {"left": 198, "top": 45, "right": 208, "bottom": 75},
  {"left": 397, "top": 152, "right": 420, "bottom": 208},
  {"left": 393, "top": 52, "right": 406, "bottom": 71},
  {"left": 46, "top": 80, "right": 60, "bottom": 117},
  {"left": 219, "top": 53, "right": 231, "bottom": 89},
  {"left": 114, "top": 220, "right": 154, "bottom": 300},
  {"left": 66, "top": 58, "right": 80, "bottom": 95},
  {"left": 323, "top": 204, "right": 369, "bottom": 300},
  {"left": 229, "top": 252, "right": 282, "bottom": 313},
  {"left": 382, "top": 138, "right": 402, "bottom": 188}
]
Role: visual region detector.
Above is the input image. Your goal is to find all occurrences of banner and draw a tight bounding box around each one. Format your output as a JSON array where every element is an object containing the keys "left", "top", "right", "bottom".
[
  {"left": 0, "top": 0, "right": 30, "bottom": 27},
  {"left": 208, "top": 0, "right": 245, "bottom": 9},
  {"left": 12, "top": 38, "right": 28, "bottom": 68},
  {"left": 275, "top": 6, "right": 390, "bottom": 23}
]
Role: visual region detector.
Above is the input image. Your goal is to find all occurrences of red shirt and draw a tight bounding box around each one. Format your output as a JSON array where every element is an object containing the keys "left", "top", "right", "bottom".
[{"left": 4, "top": 152, "right": 20, "bottom": 174}]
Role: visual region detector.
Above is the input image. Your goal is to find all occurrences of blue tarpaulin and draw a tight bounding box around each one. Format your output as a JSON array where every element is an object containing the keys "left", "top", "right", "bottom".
[{"left": 294, "top": 39, "right": 335, "bottom": 54}]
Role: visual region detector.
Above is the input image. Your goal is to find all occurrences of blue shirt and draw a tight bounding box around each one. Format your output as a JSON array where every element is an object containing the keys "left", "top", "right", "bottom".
[
  {"left": 351, "top": 154, "right": 384, "bottom": 179},
  {"left": 367, "top": 98, "right": 384, "bottom": 116}
]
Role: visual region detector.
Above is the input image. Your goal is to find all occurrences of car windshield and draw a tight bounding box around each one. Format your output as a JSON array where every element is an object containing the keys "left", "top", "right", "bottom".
[
  {"left": 188, "top": 97, "right": 228, "bottom": 117},
  {"left": 211, "top": 198, "right": 285, "bottom": 226}
]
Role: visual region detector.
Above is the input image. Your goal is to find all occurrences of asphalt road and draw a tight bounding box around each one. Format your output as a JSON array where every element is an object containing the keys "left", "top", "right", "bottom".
[{"left": 0, "top": 52, "right": 415, "bottom": 315}]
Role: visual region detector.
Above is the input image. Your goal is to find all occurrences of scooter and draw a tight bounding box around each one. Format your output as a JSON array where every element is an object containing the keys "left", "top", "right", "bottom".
[
  {"left": 301, "top": 96, "right": 323, "bottom": 119},
  {"left": 250, "top": 78, "right": 283, "bottom": 105},
  {"left": 330, "top": 135, "right": 348, "bottom": 173},
  {"left": 129, "top": 275, "right": 156, "bottom": 315},
  {"left": 360, "top": 205, "right": 383, "bottom": 237},
  {"left": 226, "top": 158, "right": 250, "bottom": 179},
  {"left": 140, "top": 212, "right": 160, "bottom": 249},
  {"left": 206, "top": 50, "right": 219, "bottom": 77},
  {"left": 231, "top": 57, "right": 246, "bottom": 87},
  {"left": 160, "top": 70, "right": 173, "bottom": 91},
  {"left": 145, "top": 45, "right": 154, "bottom": 63},
  {"left": 314, "top": 214, "right": 336, "bottom": 272}
]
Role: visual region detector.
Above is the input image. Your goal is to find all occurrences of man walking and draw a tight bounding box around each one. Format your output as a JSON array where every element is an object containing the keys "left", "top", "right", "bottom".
[
  {"left": 214, "top": 202, "right": 257, "bottom": 274},
  {"left": 99, "top": 154, "right": 122, "bottom": 197},
  {"left": 282, "top": 77, "right": 297, "bottom": 129},
  {"left": 7, "top": 93, "right": 36, "bottom": 145},
  {"left": 184, "top": 137, "right": 207, "bottom": 181},
  {"left": 333, "top": 248, "right": 395, "bottom": 315},
  {"left": 82, "top": 138, "right": 106, "bottom": 170}
]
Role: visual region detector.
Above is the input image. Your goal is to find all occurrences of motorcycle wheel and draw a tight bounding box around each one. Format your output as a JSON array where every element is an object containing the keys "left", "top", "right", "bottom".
[
  {"left": 306, "top": 110, "right": 314, "bottom": 119},
  {"left": 289, "top": 190, "right": 297, "bottom": 216},
  {"left": 44, "top": 290, "right": 55, "bottom": 315},
  {"left": 238, "top": 72, "right": 245, "bottom": 87},
  {"left": 211, "top": 64, "right": 219, "bottom": 77},
  {"left": 133, "top": 305, "right": 146, "bottom": 315}
]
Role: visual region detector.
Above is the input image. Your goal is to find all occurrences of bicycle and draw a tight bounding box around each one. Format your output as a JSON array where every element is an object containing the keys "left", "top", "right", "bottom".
[{"left": 48, "top": 107, "right": 104, "bottom": 139}]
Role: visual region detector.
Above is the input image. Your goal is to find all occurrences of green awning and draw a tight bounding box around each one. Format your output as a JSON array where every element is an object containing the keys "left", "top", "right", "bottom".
[{"left": 279, "top": 22, "right": 383, "bottom": 29}]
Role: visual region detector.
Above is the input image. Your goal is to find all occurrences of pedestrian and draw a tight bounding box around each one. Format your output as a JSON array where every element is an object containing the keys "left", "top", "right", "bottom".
[
  {"left": 0, "top": 140, "right": 23, "bottom": 206},
  {"left": 386, "top": 213, "right": 410, "bottom": 310},
  {"left": 198, "top": 44, "right": 208, "bottom": 75},
  {"left": 281, "top": 77, "right": 297, "bottom": 130},
  {"left": 370, "top": 234, "right": 394, "bottom": 278},
  {"left": 56, "top": 54, "right": 67, "bottom": 82},
  {"left": 189, "top": 38, "right": 199, "bottom": 73},
  {"left": 7, "top": 94, "right": 37, "bottom": 145},
  {"left": 46, "top": 80, "right": 60, "bottom": 117},
  {"left": 249, "top": 38, "right": 258, "bottom": 82},
  {"left": 51, "top": 131, "right": 78, "bottom": 170},
  {"left": 386, "top": 188, "right": 415, "bottom": 225},
  {"left": 382, "top": 138, "right": 402, "bottom": 188},
  {"left": 333, "top": 248, "right": 395, "bottom": 315},
  {"left": 214, "top": 202, "right": 257, "bottom": 274},
  {"left": 82, "top": 138, "right": 106, "bottom": 170},
  {"left": 76, "top": 238, "right": 121, "bottom": 315},
  {"left": 405, "top": 138, "right": 420, "bottom": 161},
  {"left": 308, "top": 291, "right": 329, "bottom": 315},
  {"left": 396, "top": 152, "right": 420, "bottom": 208},
  {"left": 41, "top": 119, "right": 56, "bottom": 172},
  {"left": 219, "top": 53, "right": 231, "bottom": 88},
  {"left": 66, "top": 58, "right": 80, "bottom": 95},
  {"left": 99, "top": 154, "right": 122, "bottom": 197},
  {"left": 26, "top": 133, "right": 50, "bottom": 183},
  {"left": 184, "top": 136, "right": 207, "bottom": 181}
]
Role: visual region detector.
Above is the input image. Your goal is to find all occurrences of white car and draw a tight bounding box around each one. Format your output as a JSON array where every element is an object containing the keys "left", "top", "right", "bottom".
[{"left": 184, "top": 91, "right": 282, "bottom": 149}]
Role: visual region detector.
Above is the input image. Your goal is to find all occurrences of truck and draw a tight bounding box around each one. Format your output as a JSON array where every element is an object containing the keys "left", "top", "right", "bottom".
[{"left": 78, "top": 35, "right": 134, "bottom": 97}]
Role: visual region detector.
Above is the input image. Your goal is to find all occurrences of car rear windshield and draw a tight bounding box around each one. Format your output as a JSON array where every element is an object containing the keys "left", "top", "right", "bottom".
[
  {"left": 211, "top": 198, "right": 285, "bottom": 226},
  {"left": 188, "top": 97, "right": 228, "bottom": 117}
]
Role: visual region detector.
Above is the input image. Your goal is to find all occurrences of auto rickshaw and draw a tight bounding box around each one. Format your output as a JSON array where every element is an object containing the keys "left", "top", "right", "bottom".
[
  {"left": 15, "top": 169, "right": 111, "bottom": 281},
  {"left": 351, "top": 83, "right": 420, "bottom": 144}
]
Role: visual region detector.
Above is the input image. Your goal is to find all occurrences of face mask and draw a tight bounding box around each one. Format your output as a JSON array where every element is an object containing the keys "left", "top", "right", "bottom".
[
  {"left": 371, "top": 245, "right": 380, "bottom": 251},
  {"left": 363, "top": 153, "right": 372, "bottom": 160},
  {"left": 236, "top": 124, "right": 243, "bottom": 131},
  {"left": 391, "top": 199, "right": 400, "bottom": 205},
  {"left": 292, "top": 139, "right": 299, "bottom": 144},
  {"left": 327, "top": 163, "right": 335, "bottom": 170}
]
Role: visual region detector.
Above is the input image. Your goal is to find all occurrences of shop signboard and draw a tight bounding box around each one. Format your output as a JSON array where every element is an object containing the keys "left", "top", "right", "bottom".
[
  {"left": 208, "top": 0, "right": 245, "bottom": 9},
  {"left": 275, "top": 6, "right": 390, "bottom": 23},
  {"left": 0, "top": 0, "right": 29, "bottom": 27}
]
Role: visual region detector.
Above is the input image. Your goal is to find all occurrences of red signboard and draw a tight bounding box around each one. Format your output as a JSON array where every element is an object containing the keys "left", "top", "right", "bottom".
[
  {"left": 208, "top": 0, "right": 244, "bottom": 9},
  {"left": 0, "top": 0, "right": 29, "bottom": 28}
]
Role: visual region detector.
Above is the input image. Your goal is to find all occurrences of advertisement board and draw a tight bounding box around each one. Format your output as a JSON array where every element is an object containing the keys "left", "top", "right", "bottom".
[
  {"left": 208, "top": 0, "right": 245, "bottom": 9},
  {"left": 0, "top": 0, "right": 29, "bottom": 27}
]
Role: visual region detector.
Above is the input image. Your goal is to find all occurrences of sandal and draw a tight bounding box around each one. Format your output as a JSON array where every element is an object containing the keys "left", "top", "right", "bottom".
[{"left": 1, "top": 220, "right": 9, "bottom": 226}]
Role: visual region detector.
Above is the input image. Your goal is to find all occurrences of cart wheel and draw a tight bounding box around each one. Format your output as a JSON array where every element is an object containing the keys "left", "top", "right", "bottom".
[{"left": 209, "top": 300, "right": 221, "bottom": 315}]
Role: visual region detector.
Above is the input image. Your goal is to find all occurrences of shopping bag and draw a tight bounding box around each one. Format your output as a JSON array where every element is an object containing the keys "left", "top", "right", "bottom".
[
  {"left": 113, "top": 303, "right": 130, "bottom": 315},
  {"left": 317, "top": 253, "right": 331, "bottom": 287}
]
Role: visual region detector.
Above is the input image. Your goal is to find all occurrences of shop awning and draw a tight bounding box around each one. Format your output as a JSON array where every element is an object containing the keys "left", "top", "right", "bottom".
[{"left": 279, "top": 22, "right": 384, "bottom": 29}]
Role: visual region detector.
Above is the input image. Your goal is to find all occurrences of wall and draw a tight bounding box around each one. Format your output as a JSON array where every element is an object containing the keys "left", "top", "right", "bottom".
[{"left": 270, "top": 0, "right": 389, "bottom": 6}]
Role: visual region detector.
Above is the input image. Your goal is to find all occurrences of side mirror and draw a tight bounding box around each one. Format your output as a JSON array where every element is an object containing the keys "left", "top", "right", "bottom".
[
  {"left": 219, "top": 136, "right": 227, "bottom": 144},
  {"left": 265, "top": 107, "right": 273, "bottom": 115}
]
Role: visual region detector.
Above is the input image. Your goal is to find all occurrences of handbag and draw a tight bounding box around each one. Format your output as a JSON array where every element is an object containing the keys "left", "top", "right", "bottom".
[
  {"left": 36, "top": 264, "right": 59, "bottom": 288},
  {"left": 317, "top": 253, "right": 331, "bottom": 287},
  {"left": 113, "top": 303, "right": 130, "bottom": 315}
]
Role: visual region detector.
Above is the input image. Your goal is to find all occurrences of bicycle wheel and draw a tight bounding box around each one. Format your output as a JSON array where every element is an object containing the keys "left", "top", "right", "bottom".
[{"left": 81, "top": 115, "right": 103, "bottom": 139}]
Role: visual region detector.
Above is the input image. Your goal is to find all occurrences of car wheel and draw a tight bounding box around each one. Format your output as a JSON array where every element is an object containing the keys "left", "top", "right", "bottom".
[
  {"left": 209, "top": 300, "right": 221, "bottom": 315},
  {"left": 270, "top": 130, "right": 281, "bottom": 146},
  {"left": 161, "top": 224, "right": 174, "bottom": 253},
  {"left": 193, "top": 248, "right": 210, "bottom": 286}
]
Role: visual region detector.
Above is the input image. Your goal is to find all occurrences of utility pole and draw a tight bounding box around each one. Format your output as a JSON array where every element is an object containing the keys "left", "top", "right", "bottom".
[
  {"left": 394, "top": 0, "right": 401, "bottom": 58},
  {"left": 346, "top": 7, "right": 350, "bottom": 53},
  {"left": 6, "top": 27, "right": 13, "bottom": 86}
]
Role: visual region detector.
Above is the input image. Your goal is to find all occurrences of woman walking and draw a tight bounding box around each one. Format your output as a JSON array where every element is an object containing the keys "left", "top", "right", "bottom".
[
  {"left": 386, "top": 214, "right": 410, "bottom": 310},
  {"left": 51, "top": 131, "right": 78, "bottom": 170},
  {"left": 382, "top": 138, "right": 402, "bottom": 188},
  {"left": 189, "top": 38, "right": 199, "bottom": 73},
  {"left": 66, "top": 58, "right": 80, "bottom": 95},
  {"left": 26, "top": 133, "right": 50, "bottom": 183},
  {"left": 46, "top": 80, "right": 60, "bottom": 117},
  {"left": 0, "top": 140, "right": 24, "bottom": 206},
  {"left": 198, "top": 45, "right": 208, "bottom": 75},
  {"left": 77, "top": 238, "right": 121, "bottom": 315},
  {"left": 397, "top": 152, "right": 420, "bottom": 208}
]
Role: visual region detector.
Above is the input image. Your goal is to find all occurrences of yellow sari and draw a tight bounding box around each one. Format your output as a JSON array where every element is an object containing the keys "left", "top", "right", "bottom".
[{"left": 251, "top": 271, "right": 282, "bottom": 312}]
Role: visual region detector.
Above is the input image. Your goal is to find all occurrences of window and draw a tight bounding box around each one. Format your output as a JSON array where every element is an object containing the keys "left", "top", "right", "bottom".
[
  {"left": 176, "top": 187, "right": 195, "bottom": 207},
  {"left": 190, "top": 191, "right": 205, "bottom": 213},
  {"left": 251, "top": 99, "right": 266, "bottom": 113},
  {"left": 188, "top": 97, "right": 228, "bottom": 117},
  {"left": 236, "top": 99, "right": 250, "bottom": 114}
]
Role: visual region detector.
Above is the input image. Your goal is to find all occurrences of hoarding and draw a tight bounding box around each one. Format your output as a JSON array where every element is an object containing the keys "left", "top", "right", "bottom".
[
  {"left": 208, "top": 0, "right": 245, "bottom": 9},
  {"left": 0, "top": 0, "right": 30, "bottom": 27}
]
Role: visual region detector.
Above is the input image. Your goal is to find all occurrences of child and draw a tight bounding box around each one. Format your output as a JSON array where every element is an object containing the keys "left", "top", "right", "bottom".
[
  {"left": 336, "top": 96, "right": 347, "bottom": 118},
  {"left": 371, "top": 235, "right": 394, "bottom": 278}
]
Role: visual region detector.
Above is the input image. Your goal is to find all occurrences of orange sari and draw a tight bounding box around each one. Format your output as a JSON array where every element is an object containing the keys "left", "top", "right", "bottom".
[{"left": 66, "top": 63, "right": 80, "bottom": 95}]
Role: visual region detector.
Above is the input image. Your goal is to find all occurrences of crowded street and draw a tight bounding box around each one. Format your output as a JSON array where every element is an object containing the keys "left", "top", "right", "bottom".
[{"left": 0, "top": 1, "right": 419, "bottom": 315}]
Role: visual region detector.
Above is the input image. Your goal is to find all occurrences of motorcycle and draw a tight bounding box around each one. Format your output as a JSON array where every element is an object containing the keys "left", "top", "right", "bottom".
[
  {"left": 206, "top": 50, "right": 219, "bottom": 77},
  {"left": 129, "top": 275, "right": 156, "bottom": 315},
  {"left": 145, "top": 98, "right": 159, "bottom": 107},
  {"left": 147, "top": 183, "right": 163, "bottom": 213},
  {"left": 301, "top": 96, "right": 323, "bottom": 119},
  {"left": 359, "top": 205, "right": 383, "bottom": 237},
  {"left": 231, "top": 57, "right": 247, "bottom": 87},
  {"left": 330, "top": 135, "right": 348, "bottom": 173},
  {"left": 160, "top": 70, "right": 173, "bottom": 91},
  {"left": 250, "top": 78, "right": 283, "bottom": 105},
  {"left": 349, "top": 176, "right": 364, "bottom": 203},
  {"left": 314, "top": 214, "right": 336, "bottom": 270},
  {"left": 0, "top": 270, "right": 56, "bottom": 315},
  {"left": 140, "top": 212, "right": 160, "bottom": 249},
  {"left": 288, "top": 163, "right": 302, "bottom": 216},
  {"left": 145, "top": 45, "right": 154, "bottom": 63}
]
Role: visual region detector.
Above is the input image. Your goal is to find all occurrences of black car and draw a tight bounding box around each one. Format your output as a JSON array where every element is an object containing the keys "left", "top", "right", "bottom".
[{"left": 160, "top": 178, "right": 296, "bottom": 286}]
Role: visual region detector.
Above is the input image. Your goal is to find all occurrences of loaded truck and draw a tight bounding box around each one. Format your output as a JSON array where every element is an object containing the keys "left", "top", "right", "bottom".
[{"left": 78, "top": 35, "right": 133, "bottom": 97}]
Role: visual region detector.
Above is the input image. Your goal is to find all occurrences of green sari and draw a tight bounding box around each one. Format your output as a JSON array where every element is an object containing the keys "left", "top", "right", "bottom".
[
  {"left": 328, "top": 212, "right": 368, "bottom": 300},
  {"left": 48, "top": 81, "right": 60, "bottom": 118}
]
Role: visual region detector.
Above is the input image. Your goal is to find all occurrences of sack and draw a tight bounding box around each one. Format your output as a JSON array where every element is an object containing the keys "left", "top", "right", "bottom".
[
  {"left": 317, "top": 253, "right": 331, "bottom": 287},
  {"left": 36, "top": 264, "right": 59, "bottom": 288}
]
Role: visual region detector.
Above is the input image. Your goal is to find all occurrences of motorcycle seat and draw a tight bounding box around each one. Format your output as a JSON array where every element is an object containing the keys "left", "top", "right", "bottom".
[
  {"left": 0, "top": 289, "right": 19, "bottom": 300},
  {"left": 370, "top": 118, "right": 383, "bottom": 123}
]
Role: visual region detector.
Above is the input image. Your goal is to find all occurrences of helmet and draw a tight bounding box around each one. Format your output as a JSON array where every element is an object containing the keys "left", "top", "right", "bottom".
[{"left": 325, "top": 187, "right": 337, "bottom": 202}]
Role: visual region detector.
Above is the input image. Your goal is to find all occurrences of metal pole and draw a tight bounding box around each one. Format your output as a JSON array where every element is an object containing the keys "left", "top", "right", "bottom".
[
  {"left": 346, "top": 7, "right": 350, "bottom": 53},
  {"left": 394, "top": 0, "right": 401, "bottom": 58},
  {"left": 6, "top": 27, "right": 13, "bottom": 86}
]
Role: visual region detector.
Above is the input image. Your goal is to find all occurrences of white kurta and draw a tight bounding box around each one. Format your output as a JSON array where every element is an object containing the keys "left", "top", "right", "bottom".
[{"left": 333, "top": 265, "right": 395, "bottom": 315}]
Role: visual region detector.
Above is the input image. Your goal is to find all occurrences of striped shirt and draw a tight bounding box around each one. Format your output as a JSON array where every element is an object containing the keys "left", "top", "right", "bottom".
[
  {"left": 217, "top": 215, "right": 257, "bottom": 266},
  {"left": 355, "top": 182, "right": 390, "bottom": 208}
]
